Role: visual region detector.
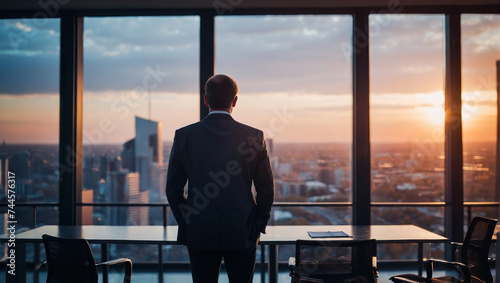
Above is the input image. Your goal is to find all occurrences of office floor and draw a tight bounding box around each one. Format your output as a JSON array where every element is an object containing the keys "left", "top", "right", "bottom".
[{"left": 16, "top": 267, "right": 497, "bottom": 283}]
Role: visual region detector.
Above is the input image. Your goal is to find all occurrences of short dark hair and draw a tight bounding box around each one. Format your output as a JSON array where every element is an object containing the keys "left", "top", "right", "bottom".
[{"left": 205, "top": 74, "right": 238, "bottom": 110}]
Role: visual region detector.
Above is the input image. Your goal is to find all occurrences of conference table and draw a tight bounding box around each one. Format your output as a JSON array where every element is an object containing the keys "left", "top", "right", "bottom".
[{"left": 2, "top": 224, "right": 448, "bottom": 283}]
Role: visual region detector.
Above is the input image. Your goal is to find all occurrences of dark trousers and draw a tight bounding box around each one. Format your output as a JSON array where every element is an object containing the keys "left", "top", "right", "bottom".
[{"left": 188, "top": 245, "right": 257, "bottom": 283}]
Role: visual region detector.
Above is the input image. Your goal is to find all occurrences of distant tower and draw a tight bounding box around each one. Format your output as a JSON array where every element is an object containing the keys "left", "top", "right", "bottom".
[
  {"left": 266, "top": 138, "right": 273, "bottom": 155},
  {"left": 99, "top": 154, "right": 109, "bottom": 180},
  {"left": 9, "top": 151, "right": 30, "bottom": 196},
  {"left": 135, "top": 116, "right": 163, "bottom": 166},
  {"left": 118, "top": 116, "right": 163, "bottom": 202},
  {"left": 109, "top": 156, "right": 122, "bottom": 173},
  {"left": 134, "top": 116, "right": 163, "bottom": 194},
  {"left": 317, "top": 160, "right": 334, "bottom": 185},
  {"left": 9, "top": 151, "right": 30, "bottom": 180},
  {"left": 0, "top": 156, "right": 9, "bottom": 195},
  {"left": 106, "top": 171, "right": 148, "bottom": 225},
  {"left": 408, "top": 136, "right": 412, "bottom": 157},
  {"left": 121, "top": 139, "right": 135, "bottom": 172}
]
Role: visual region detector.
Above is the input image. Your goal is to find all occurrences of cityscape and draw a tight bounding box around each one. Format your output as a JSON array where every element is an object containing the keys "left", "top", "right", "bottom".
[{"left": 0, "top": 116, "right": 497, "bottom": 262}]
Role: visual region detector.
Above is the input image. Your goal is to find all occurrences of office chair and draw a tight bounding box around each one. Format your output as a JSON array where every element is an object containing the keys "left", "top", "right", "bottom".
[
  {"left": 42, "top": 234, "right": 133, "bottom": 283},
  {"left": 390, "top": 216, "right": 497, "bottom": 283},
  {"left": 289, "top": 239, "right": 378, "bottom": 283}
]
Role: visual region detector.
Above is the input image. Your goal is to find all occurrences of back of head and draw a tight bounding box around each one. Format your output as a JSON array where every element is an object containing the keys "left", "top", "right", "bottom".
[{"left": 205, "top": 74, "right": 238, "bottom": 110}]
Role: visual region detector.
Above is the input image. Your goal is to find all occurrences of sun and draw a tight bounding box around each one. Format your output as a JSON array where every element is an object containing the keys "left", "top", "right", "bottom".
[
  {"left": 415, "top": 92, "right": 445, "bottom": 126},
  {"left": 418, "top": 91, "right": 476, "bottom": 127},
  {"left": 421, "top": 105, "right": 445, "bottom": 126}
]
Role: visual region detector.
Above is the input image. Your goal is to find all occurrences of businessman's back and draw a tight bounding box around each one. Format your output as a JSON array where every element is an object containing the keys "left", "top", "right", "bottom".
[{"left": 166, "top": 74, "right": 274, "bottom": 283}]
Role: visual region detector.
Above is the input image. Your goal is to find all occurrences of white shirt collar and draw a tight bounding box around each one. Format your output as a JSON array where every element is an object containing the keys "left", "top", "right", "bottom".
[{"left": 208, "top": 110, "right": 231, "bottom": 115}]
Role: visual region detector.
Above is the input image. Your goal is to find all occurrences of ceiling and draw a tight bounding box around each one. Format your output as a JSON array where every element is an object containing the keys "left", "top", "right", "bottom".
[{"left": 1, "top": 0, "right": 500, "bottom": 13}]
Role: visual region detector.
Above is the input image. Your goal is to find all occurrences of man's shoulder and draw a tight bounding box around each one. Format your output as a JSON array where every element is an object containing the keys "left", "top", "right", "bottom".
[
  {"left": 174, "top": 118, "right": 264, "bottom": 137},
  {"left": 233, "top": 120, "right": 263, "bottom": 135},
  {"left": 176, "top": 120, "right": 203, "bottom": 133}
]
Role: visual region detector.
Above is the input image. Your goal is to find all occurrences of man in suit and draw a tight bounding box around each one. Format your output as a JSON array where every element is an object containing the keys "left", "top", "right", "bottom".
[{"left": 166, "top": 74, "right": 274, "bottom": 283}]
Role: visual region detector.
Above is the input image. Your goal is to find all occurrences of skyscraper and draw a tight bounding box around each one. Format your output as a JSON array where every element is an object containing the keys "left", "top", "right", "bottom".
[
  {"left": 0, "top": 155, "right": 8, "bottom": 196},
  {"left": 135, "top": 116, "right": 163, "bottom": 194},
  {"left": 135, "top": 116, "right": 163, "bottom": 166},
  {"left": 121, "top": 139, "right": 135, "bottom": 172},
  {"left": 105, "top": 171, "right": 149, "bottom": 225}
]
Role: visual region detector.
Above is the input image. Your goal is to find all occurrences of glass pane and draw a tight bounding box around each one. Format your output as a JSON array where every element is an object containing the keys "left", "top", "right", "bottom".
[
  {"left": 215, "top": 15, "right": 353, "bottom": 224},
  {"left": 461, "top": 15, "right": 500, "bottom": 211},
  {"left": 370, "top": 14, "right": 445, "bottom": 203},
  {"left": 83, "top": 16, "right": 199, "bottom": 225},
  {"left": 0, "top": 18, "right": 60, "bottom": 236},
  {"left": 369, "top": 14, "right": 445, "bottom": 260}
]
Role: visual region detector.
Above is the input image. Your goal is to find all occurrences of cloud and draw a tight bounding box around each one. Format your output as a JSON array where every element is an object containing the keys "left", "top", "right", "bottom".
[
  {"left": 0, "top": 19, "right": 60, "bottom": 94},
  {"left": 83, "top": 16, "right": 199, "bottom": 94},
  {"left": 462, "top": 14, "right": 500, "bottom": 54},
  {"left": 370, "top": 15, "right": 445, "bottom": 94},
  {"left": 216, "top": 15, "right": 352, "bottom": 95},
  {"left": 0, "top": 14, "right": 498, "bottom": 97},
  {"left": 0, "top": 18, "right": 60, "bottom": 54}
]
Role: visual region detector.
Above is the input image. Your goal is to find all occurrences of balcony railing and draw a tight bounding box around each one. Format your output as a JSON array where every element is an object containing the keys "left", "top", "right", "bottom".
[{"left": 2, "top": 201, "right": 498, "bottom": 229}]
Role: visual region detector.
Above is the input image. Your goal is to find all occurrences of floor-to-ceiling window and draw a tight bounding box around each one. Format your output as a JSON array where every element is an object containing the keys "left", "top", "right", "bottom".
[
  {"left": 0, "top": 18, "right": 60, "bottom": 227},
  {"left": 215, "top": 14, "right": 353, "bottom": 261},
  {"left": 83, "top": 15, "right": 199, "bottom": 265},
  {"left": 461, "top": 14, "right": 500, "bottom": 225},
  {"left": 0, "top": 17, "right": 60, "bottom": 265},
  {"left": 369, "top": 14, "right": 445, "bottom": 259}
]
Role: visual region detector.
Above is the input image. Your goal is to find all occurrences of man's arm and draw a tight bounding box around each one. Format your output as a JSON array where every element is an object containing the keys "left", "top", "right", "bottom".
[
  {"left": 166, "top": 131, "right": 188, "bottom": 227},
  {"left": 253, "top": 133, "right": 275, "bottom": 234}
]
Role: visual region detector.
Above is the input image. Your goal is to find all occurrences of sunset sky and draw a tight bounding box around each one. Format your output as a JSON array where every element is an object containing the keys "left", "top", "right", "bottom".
[{"left": 0, "top": 14, "right": 498, "bottom": 145}]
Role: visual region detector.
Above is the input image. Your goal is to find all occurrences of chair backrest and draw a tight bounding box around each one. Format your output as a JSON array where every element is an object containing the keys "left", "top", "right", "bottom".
[
  {"left": 42, "top": 234, "right": 99, "bottom": 283},
  {"left": 295, "top": 239, "right": 377, "bottom": 283},
  {"left": 460, "top": 216, "right": 497, "bottom": 283}
]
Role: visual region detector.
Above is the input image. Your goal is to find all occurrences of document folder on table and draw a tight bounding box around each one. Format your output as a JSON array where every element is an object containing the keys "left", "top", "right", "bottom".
[{"left": 307, "top": 231, "right": 351, "bottom": 238}]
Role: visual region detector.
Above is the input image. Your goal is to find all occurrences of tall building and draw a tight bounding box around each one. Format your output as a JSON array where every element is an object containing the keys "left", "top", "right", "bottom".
[
  {"left": 0, "top": 156, "right": 8, "bottom": 196},
  {"left": 135, "top": 116, "right": 163, "bottom": 192},
  {"left": 0, "top": 213, "right": 7, "bottom": 260},
  {"left": 105, "top": 171, "right": 149, "bottom": 225},
  {"left": 9, "top": 151, "right": 30, "bottom": 180},
  {"left": 121, "top": 139, "right": 135, "bottom": 172},
  {"left": 82, "top": 189, "right": 94, "bottom": 225},
  {"left": 109, "top": 156, "right": 122, "bottom": 173},
  {"left": 119, "top": 116, "right": 164, "bottom": 201},
  {"left": 318, "top": 166, "right": 334, "bottom": 185},
  {"left": 334, "top": 167, "right": 346, "bottom": 188},
  {"left": 99, "top": 154, "right": 109, "bottom": 180},
  {"left": 266, "top": 138, "right": 273, "bottom": 155}
]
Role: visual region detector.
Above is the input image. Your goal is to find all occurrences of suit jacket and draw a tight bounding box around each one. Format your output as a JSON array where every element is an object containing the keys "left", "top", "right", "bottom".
[{"left": 166, "top": 113, "right": 274, "bottom": 249}]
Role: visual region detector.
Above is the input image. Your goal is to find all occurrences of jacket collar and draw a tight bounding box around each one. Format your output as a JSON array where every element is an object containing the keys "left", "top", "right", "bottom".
[{"left": 203, "top": 113, "right": 234, "bottom": 121}]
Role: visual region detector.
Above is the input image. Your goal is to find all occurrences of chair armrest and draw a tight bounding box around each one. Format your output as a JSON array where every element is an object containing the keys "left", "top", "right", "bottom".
[
  {"left": 97, "top": 258, "right": 132, "bottom": 266},
  {"left": 426, "top": 258, "right": 473, "bottom": 281},
  {"left": 97, "top": 258, "right": 132, "bottom": 283},
  {"left": 450, "top": 242, "right": 463, "bottom": 246},
  {"left": 427, "top": 258, "right": 473, "bottom": 269},
  {"left": 35, "top": 261, "right": 47, "bottom": 271}
]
